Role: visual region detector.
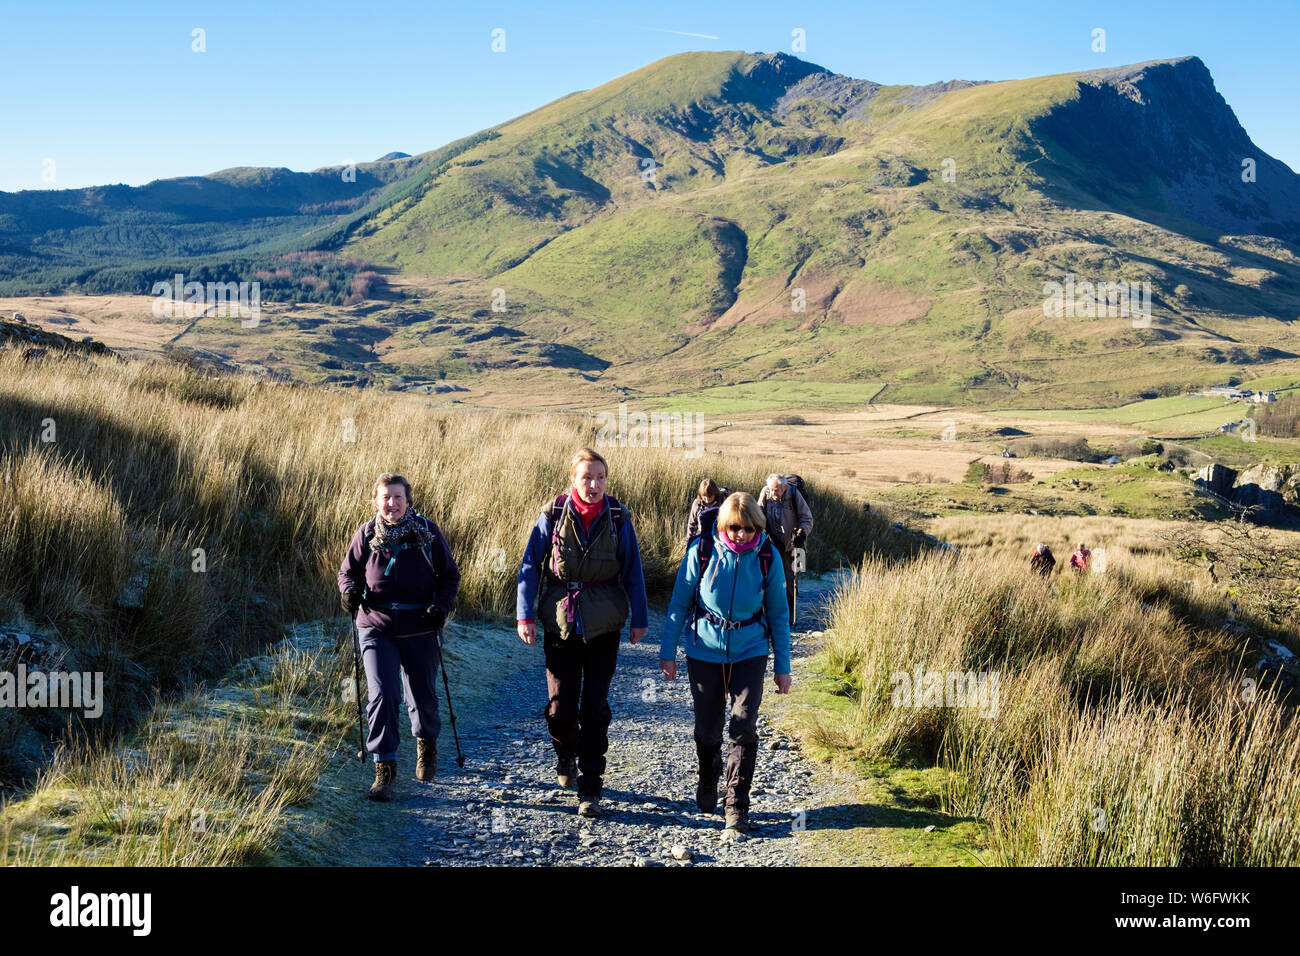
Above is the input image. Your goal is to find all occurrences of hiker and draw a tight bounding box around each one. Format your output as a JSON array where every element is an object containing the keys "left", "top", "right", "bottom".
[
  {"left": 338, "top": 473, "right": 461, "bottom": 801},
  {"left": 1069, "top": 542, "right": 1091, "bottom": 572},
  {"left": 1030, "top": 543, "right": 1056, "bottom": 576},
  {"left": 757, "top": 474, "right": 813, "bottom": 626},
  {"left": 516, "top": 447, "right": 649, "bottom": 818},
  {"left": 659, "top": 491, "right": 791, "bottom": 833},
  {"left": 686, "top": 478, "right": 729, "bottom": 540}
]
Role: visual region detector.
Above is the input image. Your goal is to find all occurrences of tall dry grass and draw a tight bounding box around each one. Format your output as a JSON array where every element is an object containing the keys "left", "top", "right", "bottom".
[
  {"left": 1, "top": 626, "right": 351, "bottom": 865},
  {"left": 0, "top": 348, "right": 899, "bottom": 752},
  {"left": 817, "top": 549, "right": 1300, "bottom": 865}
]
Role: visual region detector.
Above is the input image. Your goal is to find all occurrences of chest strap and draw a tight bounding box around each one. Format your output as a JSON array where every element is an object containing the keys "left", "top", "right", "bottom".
[{"left": 695, "top": 607, "right": 765, "bottom": 630}]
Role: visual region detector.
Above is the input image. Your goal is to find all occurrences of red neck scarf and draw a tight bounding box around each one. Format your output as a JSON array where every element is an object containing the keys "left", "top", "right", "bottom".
[{"left": 569, "top": 488, "right": 603, "bottom": 533}]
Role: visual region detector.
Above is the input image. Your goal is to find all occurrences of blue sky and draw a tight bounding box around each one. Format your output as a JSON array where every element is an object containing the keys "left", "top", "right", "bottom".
[{"left": 3, "top": 0, "right": 1296, "bottom": 192}]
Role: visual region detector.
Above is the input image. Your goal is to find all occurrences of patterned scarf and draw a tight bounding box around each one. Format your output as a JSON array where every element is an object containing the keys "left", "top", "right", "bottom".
[{"left": 371, "top": 506, "right": 436, "bottom": 551}]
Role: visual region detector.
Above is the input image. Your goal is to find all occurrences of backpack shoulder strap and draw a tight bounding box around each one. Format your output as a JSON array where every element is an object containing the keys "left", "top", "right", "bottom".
[
  {"left": 604, "top": 495, "right": 625, "bottom": 529},
  {"left": 695, "top": 527, "right": 716, "bottom": 570},
  {"left": 417, "top": 513, "right": 437, "bottom": 566},
  {"left": 758, "top": 536, "right": 775, "bottom": 586}
]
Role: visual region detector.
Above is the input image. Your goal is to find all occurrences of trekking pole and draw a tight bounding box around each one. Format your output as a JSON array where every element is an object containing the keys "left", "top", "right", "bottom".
[
  {"left": 791, "top": 545, "right": 805, "bottom": 629},
  {"left": 792, "top": 570, "right": 798, "bottom": 628},
  {"left": 435, "top": 628, "right": 465, "bottom": 769},
  {"left": 349, "top": 613, "right": 367, "bottom": 763}
]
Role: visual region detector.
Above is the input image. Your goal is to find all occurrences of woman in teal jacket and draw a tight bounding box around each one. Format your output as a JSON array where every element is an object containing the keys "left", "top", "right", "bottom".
[{"left": 659, "top": 491, "right": 792, "bottom": 832}]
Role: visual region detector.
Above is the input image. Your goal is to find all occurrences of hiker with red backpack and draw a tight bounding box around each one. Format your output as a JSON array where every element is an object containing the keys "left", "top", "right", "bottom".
[
  {"left": 686, "top": 478, "right": 729, "bottom": 540},
  {"left": 338, "top": 473, "right": 461, "bottom": 801},
  {"left": 516, "top": 447, "right": 649, "bottom": 818},
  {"left": 757, "top": 474, "right": 813, "bottom": 627},
  {"left": 1069, "top": 542, "right": 1091, "bottom": 572},
  {"left": 659, "top": 491, "right": 792, "bottom": 834}
]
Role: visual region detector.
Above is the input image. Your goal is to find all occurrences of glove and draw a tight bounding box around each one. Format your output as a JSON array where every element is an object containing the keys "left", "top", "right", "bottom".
[
  {"left": 342, "top": 589, "right": 362, "bottom": 615},
  {"left": 423, "top": 605, "right": 447, "bottom": 631},
  {"left": 792, "top": 529, "right": 807, "bottom": 549}
]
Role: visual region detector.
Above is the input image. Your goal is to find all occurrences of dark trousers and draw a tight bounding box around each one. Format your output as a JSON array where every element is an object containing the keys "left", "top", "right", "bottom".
[
  {"left": 687, "top": 655, "right": 767, "bottom": 812},
  {"left": 543, "top": 630, "right": 620, "bottom": 798},
  {"left": 358, "top": 625, "right": 441, "bottom": 763}
]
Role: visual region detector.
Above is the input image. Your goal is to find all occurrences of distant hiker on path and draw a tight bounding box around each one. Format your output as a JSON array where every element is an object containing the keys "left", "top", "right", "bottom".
[
  {"left": 686, "top": 478, "right": 729, "bottom": 540},
  {"left": 1030, "top": 543, "right": 1056, "bottom": 576},
  {"left": 1069, "top": 542, "right": 1091, "bottom": 573},
  {"left": 757, "top": 474, "right": 813, "bottom": 626},
  {"left": 338, "top": 473, "right": 461, "bottom": 801},
  {"left": 660, "top": 491, "right": 791, "bottom": 834},
  {"left": 516, "top": 447, "right": 650, "bottom": 818}
]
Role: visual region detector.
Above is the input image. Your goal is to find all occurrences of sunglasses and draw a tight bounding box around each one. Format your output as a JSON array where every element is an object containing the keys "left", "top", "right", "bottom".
[{"left": 727, "top": 524, "right": 755, "bottom": 533}]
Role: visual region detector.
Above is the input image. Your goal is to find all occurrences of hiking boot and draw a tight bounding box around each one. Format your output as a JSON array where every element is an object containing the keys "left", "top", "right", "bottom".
[
  {"left": 577, "top": 796, "right": 602, "bottom": 818},
  {"left": 416, "top": 739, "right": 436, "bottom": 782},
  {"left": 557, "top": 757, "right": 578, "bottom": 790},
  {"left": 724, "top": 808, "right": 750, "bottom": 833},
  {"left": 695, "top": 746, "right": 722, "bottom": 813},
  {"left": 368, "top": 760, "right": 398, "bottom": 801},
  {"left": 696, "top": 774, "right": 719, "bottom": 813}
]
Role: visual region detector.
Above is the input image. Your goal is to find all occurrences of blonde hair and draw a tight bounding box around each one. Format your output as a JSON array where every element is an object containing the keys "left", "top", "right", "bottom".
[
  {"left": 717, "top": 492, "right": 764, "bottom": 532},
  {"left": 570, "top": 446, "right": 608, "bottom": 479}
]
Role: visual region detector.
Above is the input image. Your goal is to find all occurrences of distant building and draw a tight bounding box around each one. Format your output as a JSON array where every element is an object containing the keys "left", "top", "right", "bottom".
[
  {"left": 1253, "top": 391, "right": 1277, "bottom": 403},
  {"left": 1209, "top": 384, "right": 1252, "bottom": 400}
]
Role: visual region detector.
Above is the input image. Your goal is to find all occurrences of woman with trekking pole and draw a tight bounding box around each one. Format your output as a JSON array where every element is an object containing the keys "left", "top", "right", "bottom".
[
  {"left": 516, "top": 447, "right": 649, "bottom": 819},
  {"left": 338, "top": 473, "right": 460, "bottom": 801},
  {"left": 659, "top": 491, "right": 792, "bottom": 833},
  {"left": 757, "top": 474, "right": 813, "bottom": 628}
]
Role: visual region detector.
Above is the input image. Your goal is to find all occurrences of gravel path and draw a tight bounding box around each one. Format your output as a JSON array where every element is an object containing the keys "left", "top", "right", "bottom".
[{"left": 383, "top": 571, "right": 867, "bottom": 867}]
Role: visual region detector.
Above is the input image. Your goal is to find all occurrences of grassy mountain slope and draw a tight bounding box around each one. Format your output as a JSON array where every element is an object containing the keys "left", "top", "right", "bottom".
[
  {"left": 4, "top": 52, "right": 1299, "bottom": 404},
  {"left": 336, "top": 51, "right": 1300, "bottom": 404}
]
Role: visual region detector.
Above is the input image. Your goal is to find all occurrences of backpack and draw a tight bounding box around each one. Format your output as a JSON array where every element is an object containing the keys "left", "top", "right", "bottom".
[
  {"left": 545, "top": 493, "right": 626, "bottom": 579},
  {"left": 360, "top": 513, "right": 441, "bottom": 607},
  {"left": 784, "top": 474, "right": 809, "bottom": 512},
  {"left": 687, "top": 507, "right": 775, "bottom": 633},
  {"left": 363, "top": 513, "right": 438, "bottom": 574}
]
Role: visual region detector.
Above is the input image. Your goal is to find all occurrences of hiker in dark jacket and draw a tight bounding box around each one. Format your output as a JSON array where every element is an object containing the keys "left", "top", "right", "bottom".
[
  {"left": 660, "top": 492, "right": 791, "bottom": 833},
  {"left": 1030, "top": 543, "right": 1056, "bottom": 576},
  {"left": 757, "top": 474, "right": 813, "bottom": 626},
  {"left": 339, "top": 473, "right": 460, "bottom": 801},
  {"left": 686, "top": 478, "right": 729, "bottom": 540},
  {"left": 516, "top": 447, "right": 649, "bottom": 818}
]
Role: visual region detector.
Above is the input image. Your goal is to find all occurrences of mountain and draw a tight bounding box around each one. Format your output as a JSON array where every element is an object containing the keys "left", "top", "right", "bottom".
[{"left": 3, "top": 51, "right": 1299, "bottom": 404}]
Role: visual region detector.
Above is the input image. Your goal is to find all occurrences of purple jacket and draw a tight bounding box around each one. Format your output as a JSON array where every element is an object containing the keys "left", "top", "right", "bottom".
[{"left": 338, "top": 513, "right": 460, "bottom": 636}]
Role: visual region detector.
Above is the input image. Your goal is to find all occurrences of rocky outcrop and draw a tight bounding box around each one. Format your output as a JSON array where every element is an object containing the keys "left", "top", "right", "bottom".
[
  {"left": 0, "top": 318, "right": 112, "bottom": 357},
  {"left": 1194, "top": 463, "right": 1237, "bottom": 497},
  {"left": 1194, "top": 462, "right": 1300, "bottom": 523}
]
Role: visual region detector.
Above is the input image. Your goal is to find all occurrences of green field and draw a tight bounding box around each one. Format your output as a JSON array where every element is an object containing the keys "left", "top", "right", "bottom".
[
  {"left": 986, "top": 395, "right": 1264, "bottom": 435},
  {"left": 644, "top": 379, "right": 887, "bottom": 414}
]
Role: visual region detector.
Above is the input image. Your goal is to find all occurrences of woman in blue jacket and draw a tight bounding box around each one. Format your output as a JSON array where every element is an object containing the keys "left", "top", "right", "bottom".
[{"left": 659, "top": 492, "right": 792, "bottom": 833}]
